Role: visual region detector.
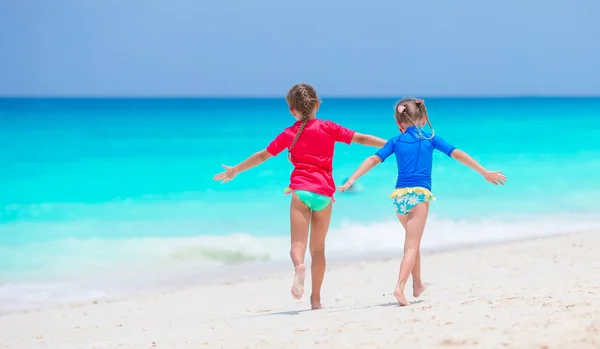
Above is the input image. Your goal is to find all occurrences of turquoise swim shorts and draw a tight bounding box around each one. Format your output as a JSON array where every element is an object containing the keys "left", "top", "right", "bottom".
[
  {"left": 295, "top": 190, "right": 332, "bottom": 212},
  {"left": 391, "top": 187, "right": 435, "bottom": 215}
]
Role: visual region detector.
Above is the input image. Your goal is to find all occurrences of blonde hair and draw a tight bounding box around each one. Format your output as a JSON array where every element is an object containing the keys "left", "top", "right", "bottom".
[
  {"left": 394, "top": 98, "right": 435, "bottom": 140},
  {"left": 285, "top": 83, "right": 319, "bottom": 155}
]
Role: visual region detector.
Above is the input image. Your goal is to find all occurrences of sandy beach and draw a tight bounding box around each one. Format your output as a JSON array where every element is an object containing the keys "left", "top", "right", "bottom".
[{"left": 1, "top": 232, "right": 599, "bottom": 349}]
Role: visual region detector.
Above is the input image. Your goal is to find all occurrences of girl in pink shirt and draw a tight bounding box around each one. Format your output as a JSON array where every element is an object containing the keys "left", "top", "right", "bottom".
[{"left": 214, "top": 83, "right": 385, "bottom": 309}]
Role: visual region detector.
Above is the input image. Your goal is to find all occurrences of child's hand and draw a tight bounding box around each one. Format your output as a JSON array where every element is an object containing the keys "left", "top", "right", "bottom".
[
  {"left": 482, "top": 170, "right": 506, "bottom": 186},
  {"left": 213, "top": 164, "right": 238, "bottom": 184},
  {"left": 337, "top": 178, "right": 355, "bottom": 193}
]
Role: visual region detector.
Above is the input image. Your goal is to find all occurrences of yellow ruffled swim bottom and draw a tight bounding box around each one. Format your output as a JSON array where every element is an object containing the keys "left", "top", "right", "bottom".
[{"left": 390, "top": 187, "right": 435, "bottom": 215}]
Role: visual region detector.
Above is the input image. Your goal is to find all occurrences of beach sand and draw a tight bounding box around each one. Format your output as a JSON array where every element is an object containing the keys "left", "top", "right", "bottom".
[{"left": 1, "top": 232, "right": 599, "bottom": 349}]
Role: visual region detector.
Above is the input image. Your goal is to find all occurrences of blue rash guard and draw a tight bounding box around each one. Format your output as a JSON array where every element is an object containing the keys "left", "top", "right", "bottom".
[{"left": 375, "top": 126, "right": 456, "bottom": 191}]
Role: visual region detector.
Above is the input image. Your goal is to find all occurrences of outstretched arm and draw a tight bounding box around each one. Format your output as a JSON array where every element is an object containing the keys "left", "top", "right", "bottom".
[
  {"left": 213, "top": 149, "right": 272, "bottom": 184},
  {"left": 451, "top": 149, "right": 506, "bottom": 185},
  {"left": 351, "top": 133, "right": 387, "bottom": 148},
  {"left": 338, "top": 155, "right": 381, "bottom": 192}
]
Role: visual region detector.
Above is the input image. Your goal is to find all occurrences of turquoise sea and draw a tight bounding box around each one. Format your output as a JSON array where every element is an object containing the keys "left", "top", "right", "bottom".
[{"left": 1, "top": 97, "right": 600, "bottom": 313}]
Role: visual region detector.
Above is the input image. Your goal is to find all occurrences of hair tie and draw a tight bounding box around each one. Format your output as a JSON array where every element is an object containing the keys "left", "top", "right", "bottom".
[
  {"left": 397, "top": 105, "right": 406, "bottom": 113},
  {"left": 415, "top": 99, "right": 424, "bottom": 104}
]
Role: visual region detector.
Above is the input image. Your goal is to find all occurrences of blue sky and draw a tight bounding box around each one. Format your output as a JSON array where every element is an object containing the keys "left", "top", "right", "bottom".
[{"left": 1, "top": 0, "right": 599, "bottom": 97}]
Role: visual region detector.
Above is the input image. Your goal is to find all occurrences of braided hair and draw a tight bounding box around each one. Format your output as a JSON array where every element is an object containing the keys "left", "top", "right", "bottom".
[
  {"left": 285, "top": 83, "right": 319, "bottom": 159},
  {"left": 394, "top": 97, "right": 435, "bottom": 140}
]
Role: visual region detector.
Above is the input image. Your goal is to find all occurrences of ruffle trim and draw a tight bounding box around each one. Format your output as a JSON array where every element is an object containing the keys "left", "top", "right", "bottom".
[{"left": 389, "top": 187, "right": 436, "bottom": 201}]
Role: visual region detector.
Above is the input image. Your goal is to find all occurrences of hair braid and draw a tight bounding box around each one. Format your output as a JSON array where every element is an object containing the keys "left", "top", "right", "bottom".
[
  {"left": 416, "top": 100, "right": 435, "bottom": 140},
  {"left": 290, "top": 114, "right": 310, "bottom": 150},
  {"left": 285, "top": 83, "right": 319, "bottom": 159},
  {"left": 297, "top": 85, "right": 314, "bottom": 117}
]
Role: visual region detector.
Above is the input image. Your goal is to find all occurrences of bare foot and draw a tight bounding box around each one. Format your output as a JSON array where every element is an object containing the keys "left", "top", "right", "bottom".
[
  {"left": 310, "top": 295, "right": 322, "bottom": 310},
  {"left": 291, "top": 264, "right": 306, "bottom": 299},
  {"left": 394, "top": 282, "right": 408, "bottom": 306},
  {"left": 413, "top": 282, "right": 427, "bottom": 298}
]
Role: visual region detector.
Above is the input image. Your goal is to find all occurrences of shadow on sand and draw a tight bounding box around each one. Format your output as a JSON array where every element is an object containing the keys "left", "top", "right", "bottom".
[{"left": 205, "top": 299, "right": 425, "bottom": 322}]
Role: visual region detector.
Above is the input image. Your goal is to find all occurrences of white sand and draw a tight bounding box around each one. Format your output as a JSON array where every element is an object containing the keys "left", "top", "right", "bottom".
[{"left": 2, "top": 232, "right": 599, "bottom": 349}]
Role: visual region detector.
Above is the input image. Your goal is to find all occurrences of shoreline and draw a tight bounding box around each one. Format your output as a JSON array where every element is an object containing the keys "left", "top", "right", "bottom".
[
  {"left": 1, "top": 231, "right": 599, "bottom": 348},
  {"left": 1, "top": 229, "right": 595, "bottom": 316}
]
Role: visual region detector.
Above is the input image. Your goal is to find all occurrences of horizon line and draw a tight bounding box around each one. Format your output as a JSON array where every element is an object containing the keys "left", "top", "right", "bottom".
[{"left": 1, "top": 94, "right": 600, "bottom": 99}]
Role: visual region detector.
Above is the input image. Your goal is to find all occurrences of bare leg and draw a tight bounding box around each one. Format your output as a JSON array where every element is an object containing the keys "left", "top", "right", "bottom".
[
  {"left": 394, "top": 202, "right": 429, "bottom": 306},
  {"left": 290, "top": 193, "right": 312, "bottom": 299},
  {"left": 412, "top": 248, "right": 427, "bottom": 298},
  {"left": 397, "top": 213, "right": 427, "bottom": 298},
  {"left": 308, "top": 202, "right": 333, "bottom": 310}
]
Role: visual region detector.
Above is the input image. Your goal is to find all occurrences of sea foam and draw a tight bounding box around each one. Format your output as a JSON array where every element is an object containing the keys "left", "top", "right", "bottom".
[{"left": 1, "top": 213, "right": 598, "bottom": 313}]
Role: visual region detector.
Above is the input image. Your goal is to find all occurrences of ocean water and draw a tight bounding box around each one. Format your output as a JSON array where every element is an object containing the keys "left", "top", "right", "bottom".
[{"left": 1, "top": 97, "right": 600, "bottom": 313}]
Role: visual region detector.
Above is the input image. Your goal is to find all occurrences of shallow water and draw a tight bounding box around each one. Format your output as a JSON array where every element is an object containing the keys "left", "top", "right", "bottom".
[{"left": 1, "top": 97, "right": 599, "bottom": 312}]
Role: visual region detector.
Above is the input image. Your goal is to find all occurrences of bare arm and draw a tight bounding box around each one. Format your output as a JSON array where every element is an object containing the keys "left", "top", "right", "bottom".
[
  {"left": 451, "top": 149, "right": 506, "bottom": 185},
  {"left": 338, "top": 155, "right": 382, "bottom": 192},
  {"left": 233, "top": 149, "right": 272, "bottom": 174},
  {"left": 451, "top": 149, "right": 487, "bottom": 174},
  {"left": 351, "top": 133, "right": 387, "bottom": 148},
  {"left": 213, "top": 149, "right": 272, "bottom": 183}
]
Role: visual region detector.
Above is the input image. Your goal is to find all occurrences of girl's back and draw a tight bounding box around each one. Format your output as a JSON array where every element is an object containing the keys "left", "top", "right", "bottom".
[
  {"left": 377, "top": 126, "right": 455, "bottom": 191},
  {"left": 267, "top": 119, "right": 355, "bottom": 197}
]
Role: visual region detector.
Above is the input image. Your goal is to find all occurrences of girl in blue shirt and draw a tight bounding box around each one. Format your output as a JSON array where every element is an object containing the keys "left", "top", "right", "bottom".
[{"left": 338, "top": 98, "right": 506, "bottom": 306}]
